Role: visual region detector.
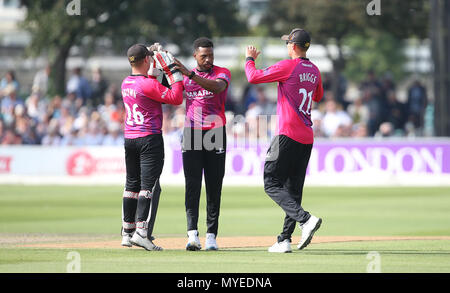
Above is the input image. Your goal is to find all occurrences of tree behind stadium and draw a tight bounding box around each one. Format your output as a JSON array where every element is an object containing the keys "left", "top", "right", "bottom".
[
  {"left": 260, "top": 0, "right": 429, "bottom": 101},
  {"left": 20, "top": 0, "right": 246, "bottom": 97}
]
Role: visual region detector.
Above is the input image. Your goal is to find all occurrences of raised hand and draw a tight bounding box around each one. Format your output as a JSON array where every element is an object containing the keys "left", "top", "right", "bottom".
[{"left": 246, "top": 46, "right": 261, "bottom": 60}]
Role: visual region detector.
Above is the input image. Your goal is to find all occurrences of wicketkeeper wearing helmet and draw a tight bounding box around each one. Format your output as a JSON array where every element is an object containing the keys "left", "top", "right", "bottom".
[{"left": 120, "top": 43, "right": 184, "bottom": 251}]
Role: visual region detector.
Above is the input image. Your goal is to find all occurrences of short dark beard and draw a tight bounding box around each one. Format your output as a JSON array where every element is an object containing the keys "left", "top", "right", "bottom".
[{"left": 197, "top": 64, "right": 213, "bottom": 72}]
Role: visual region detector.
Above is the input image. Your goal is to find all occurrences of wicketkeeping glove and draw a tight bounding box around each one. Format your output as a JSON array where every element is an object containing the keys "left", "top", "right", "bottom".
[
  {"left": 147, "top": 42, "right": 163, "bottom": 53},
  {"left": 153, "top": 51, "right": 183, "bottom": 86}
]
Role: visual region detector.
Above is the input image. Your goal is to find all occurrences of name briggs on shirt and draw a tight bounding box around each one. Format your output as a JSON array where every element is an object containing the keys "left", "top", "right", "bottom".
[
  {"left": 186, "top": 89, "right": 214, "bottom": 100},
  {"left": 298, "top": 72, "right": 317, "bottom": 84}
]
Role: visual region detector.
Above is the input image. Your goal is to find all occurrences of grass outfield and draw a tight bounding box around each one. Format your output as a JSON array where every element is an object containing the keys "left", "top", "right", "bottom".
[{"left": 0, "top": 185, "right": 449, "bottom": 273}]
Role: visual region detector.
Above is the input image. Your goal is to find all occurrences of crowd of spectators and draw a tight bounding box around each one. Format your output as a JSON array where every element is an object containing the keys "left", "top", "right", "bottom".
[
  {"left": 0, "top": 66, "right": 430, "bottom": 146},
  {"left": 311, "top": 71, "right": 429, "bottom": 139},
  {"left": 0, "top": 66, "right": 125, "bottom": 146},
  {"left": 238, "top": 70, "right": 429, "bottom": 140}
]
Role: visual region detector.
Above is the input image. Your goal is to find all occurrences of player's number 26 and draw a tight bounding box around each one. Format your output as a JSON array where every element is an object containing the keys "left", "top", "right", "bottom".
[
  {"left": 299, "top": 88, "right": 313, "bottom": 116},
  {"left": 125, "top": 103, "right": 145, "bottom": 126}
]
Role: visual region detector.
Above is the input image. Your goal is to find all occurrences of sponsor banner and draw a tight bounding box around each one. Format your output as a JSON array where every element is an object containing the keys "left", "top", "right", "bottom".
[{"left": 0, "top": 139, "right": 449, "bottom": 186}]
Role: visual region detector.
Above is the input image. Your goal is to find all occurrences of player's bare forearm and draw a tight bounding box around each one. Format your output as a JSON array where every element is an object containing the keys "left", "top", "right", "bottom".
[
  {"left": 173, "top": 58, "right": 227, "bottom": 94},
  {"left": 191, "top": 75, "right": 227, "bottom": 94}
]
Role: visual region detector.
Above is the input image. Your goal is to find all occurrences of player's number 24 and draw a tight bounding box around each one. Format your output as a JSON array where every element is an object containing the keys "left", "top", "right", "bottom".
[{"left": 125, "top": 103, "right": 145, "bottom": 126}]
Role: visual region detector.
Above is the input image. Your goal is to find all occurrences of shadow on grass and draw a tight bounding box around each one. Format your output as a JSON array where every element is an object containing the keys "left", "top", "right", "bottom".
[
  {"left": 214, "top": 248, "right": 450, "bottom": 256},
  {"left": 298, "top": 249, "right": 450, "bottom": 256}
]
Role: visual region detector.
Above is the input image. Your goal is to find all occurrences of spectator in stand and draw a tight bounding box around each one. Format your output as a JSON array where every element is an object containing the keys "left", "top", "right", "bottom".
[
  {"left": 333, "top": 124, "right": 352, "bottom": 138},
  {"left": 1, "top": 70, "right": 20, "bottom": 97},
  {"left": 254, "top": 86, "right": 276, "bottom": 115},
  {"left": 361, "top": 87, "right": 381, "bottom": 136},
  {"left": 337, "top": 74, "right": 348, "bottom": 110},
  {"left": 25, "top": 93, "right": 47, "bottom": 122},
  {"left": 48, "top": 95, "right": 63, "bottom": 120},
  {"left": 406, "top": 80, "right": 428, "bottom": 135},
  {"left": 164, "top": 106, "right": 185, "bottom": 145},
  {"left": 1, "top": 128, "right": 22, "bottom": 145},
  {"left": 322, "top": 73, "right": 331, "bottom": 92},
  {"left": 61, "top": 127, "right": 81, "bottom": 146},
  {"left": 32, "top": 64, "right": 51, "bottom": 98},
  {"left": 381, "top": 72, "right": 396, "bottom": 93},
  {"left": 14, "top": 104, "right": 39, "bottom": 145},
  {"left": 106, "top": 83, "right": 121, "bottom": 102},
  {"left": 35, "top": 113, "right": 51, "bottom": 143},
  {"left": 385, "top": 90, "right": 406, "bottom": 135},
  {"left": 224, "top": 84, "right": 237, "bottom": 113},
  {"left": 1, "top": 87, "right": 23, "bottom": 127},
  {"left": 360, "top": 70, "right": 383, "bottom": 94},
  {"left": 351, "top": 123, "right": 368, "bottom": 138},
  {"left": 0, "top": 119, "right": 3, "bottom": 140},
  {"left": 66, "top": 67, "right": 92, "bottom": 105},
  {"left": 58, "top": 107, "right": 75, "bottom": 139},
  {"left": 322, "top": 73, "right": 348, "bottom": 110},
  {"left": 90, "top": 67, "right": 109, "bottom": 108},
  {"left": 41, "top": 119, "right": 61, "bottom": 146},
  {"left": 375, "top": 122, "right": 394, "bottom": 138},
  {"left": 245, "top": 102, "right": 261, "bottom": 140},
  {"left": 62, "top": 92, "right": 83, "bottom": 117},
  {"left": 321, "top": 99, "right": 352, "bottom": 137},
  {"left": 103, "top": 122, "right": 124, "bottom": 146},
  {"left": 161, "top": 105, "right": 175, "bottom": 136},
  {"left": 311, "top": 107, "right": 325, "bottom": 138},
  {"left": 82, "top": 112, "right": 104, "bottom": 145},
  {"left": 72, "top": 107, "right": 89, "bottom": 132},
  {"left": 241, "top": 83, "right": 258, "bottom": 114},
  {"left": 113, "top": 98, "right": 125, "bottom": 124},
  {"left": 359, "top": 70, "right": 387, "bottom": 135},
  {"left": 98, "top": 91, "right": 117, "bottom": 122},
  {"left": 347, "top": 97, "right": 369, "bottom": 125},
  {"left": 244, "top": 86, "right": 276, "bottom": 140}
]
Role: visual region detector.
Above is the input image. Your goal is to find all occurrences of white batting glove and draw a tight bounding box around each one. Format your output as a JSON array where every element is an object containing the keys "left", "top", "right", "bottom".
[{"left": 153, "top": 51, "right": 183, "bottom": 85}]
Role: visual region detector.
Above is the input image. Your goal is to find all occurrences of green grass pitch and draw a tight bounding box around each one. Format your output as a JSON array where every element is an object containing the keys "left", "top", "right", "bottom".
[{"left": 0, "top": 185, "right": 449, "bottom": 273}]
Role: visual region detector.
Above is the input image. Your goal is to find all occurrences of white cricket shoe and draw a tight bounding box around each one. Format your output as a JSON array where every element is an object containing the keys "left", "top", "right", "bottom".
[
  {"left": 205, "top": 233, "right": 218, "bottom": 251},
  {"left": 186, "top": 230, "right": 201, "bottom": 251},
  {"left": 121, "top": 233, "right": 133, "bottom": 247},
  {"left": 297, "top": 215, "right": 322, "bottom": 250},
  {"left": 130, "top": 232, "right": 163, "bottom": 251},
  {"left": 268, "top": 239, "right": 292, "bottom": 253}
]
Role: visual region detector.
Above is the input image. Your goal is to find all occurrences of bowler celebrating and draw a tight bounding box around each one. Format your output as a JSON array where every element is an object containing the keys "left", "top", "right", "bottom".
[
  {"left": 245, "top": 28, "right": 324, "bottom": 253},
  {"left": 173, "top": 37, "right": 231, "bottom": 251},
  {"left": 121, "top": 44, "right": 183, "bottom": 251}
]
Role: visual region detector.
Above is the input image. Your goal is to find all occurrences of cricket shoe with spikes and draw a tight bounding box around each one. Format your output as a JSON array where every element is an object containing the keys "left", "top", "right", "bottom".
[
  {"left": 130, "top": 231, "right": 163, "bottom": 251},
  {"left": 186, "top": 230, "right": 201, "bottom": 251},
  {"left": 297, "top": 215, "right": 322, "bottom": 250},
  {"left": 205, "top": 233, "right": 218, "bottom": 251},
  {"left": 268, "top": 239, "right": 292, "bottom": 253}
]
